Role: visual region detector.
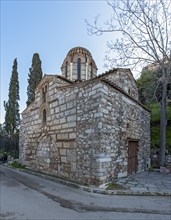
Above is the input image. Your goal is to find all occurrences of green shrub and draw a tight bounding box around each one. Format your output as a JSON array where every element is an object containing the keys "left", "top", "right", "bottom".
[
  {"left": 146, "top": 103, "right": 171, "bottom": 153},
  {"left": 106, "top": 183, "right": 126, "bottom": 190},
  {"left": 148, "top": 103, "right": 171, "bottom": 122},
  {"left": 151, "top": 127, "right": 171, "bottom": 152},
  {"left": 10, "top": 161, "right": 26, "bottom": 169}
]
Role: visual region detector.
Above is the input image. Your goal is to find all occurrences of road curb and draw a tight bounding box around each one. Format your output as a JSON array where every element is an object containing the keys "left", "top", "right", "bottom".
[{"left": 4, "top": 165, "right": 171, "bottom": 196}]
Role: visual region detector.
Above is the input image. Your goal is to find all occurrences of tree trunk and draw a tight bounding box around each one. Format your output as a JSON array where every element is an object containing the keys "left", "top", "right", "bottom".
[{"left": 159, "top": 69, "right": 167, "bottom": 167}]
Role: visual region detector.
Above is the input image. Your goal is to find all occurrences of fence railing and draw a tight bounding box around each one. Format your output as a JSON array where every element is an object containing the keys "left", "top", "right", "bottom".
[{"left": 0, "top": 139, "right": 19, "bottom": 160}]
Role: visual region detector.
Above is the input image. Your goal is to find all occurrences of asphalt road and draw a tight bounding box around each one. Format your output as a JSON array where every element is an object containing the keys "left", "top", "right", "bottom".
[{"left": 0, "top": 165, "right": 170, "bottom": 220}]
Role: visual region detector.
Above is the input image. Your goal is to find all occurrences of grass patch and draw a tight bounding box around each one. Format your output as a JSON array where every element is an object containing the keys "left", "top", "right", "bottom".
[
  {"left": 151, "top": 127, "right": 171, "bottom": 152},
  {"left": 106, "top": 183, "right": 126, "bottom": 190},
  {"left": 147, "top": 103, "right": 171, "bottom": 153},
  {"left": 10, "top": 161, "right": 26, "bottom": 169},
  {"left": 148, "top": 103, "right": 171, "bottom": 122}
]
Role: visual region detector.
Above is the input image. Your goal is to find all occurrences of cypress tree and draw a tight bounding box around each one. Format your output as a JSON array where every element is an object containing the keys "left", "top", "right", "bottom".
[
  {"left": 4, "top": 58, "right": 20, "bottom": 137},
  {"left": 26, "top": 53, "right": 43, "bottom": 106}
]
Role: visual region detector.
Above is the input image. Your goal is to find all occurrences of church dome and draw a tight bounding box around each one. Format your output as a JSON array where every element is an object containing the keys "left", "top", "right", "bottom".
[{"left": 61, "top": 46, "right": 98, "bottom": 81}]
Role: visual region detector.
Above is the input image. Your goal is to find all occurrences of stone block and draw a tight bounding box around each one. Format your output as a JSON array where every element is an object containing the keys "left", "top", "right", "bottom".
[
  {"left": 67, "top": 101, "right": 74, "bottom": 109},
  {"left": 60, "top": 104, "right": 66, "bottom": 111},
  {"left": 63, "top": 142, "right": 70, "bottom": 148},
  {"left": 62, "top": 123, "right": 68, "bottom": 129},
  {"left": 94, "top": 112, "right": 103, "bottom": 118},
  {"left": 55, "top": 124, "right": 62, "bottom": 130},
  {"left": 89, "top": 90, "right": 97, "bottom": 96},
  {"left": 93, "top": 172, "right": 106, "bottom": 177},
  {"left": 51, "top": 134, "right": 56, "bottom": 142},
  {"left": 50, "top": 108, "right": 55, "bottom": 115},
  {"left": 57, "top": 142, "right": 62, "bottom": 148},
  {"left": 96, "top": 157, "right": 111, "bottom": 163},
  {"left": 67, "top": 115, "right": 76, "bottom": 122},
  {"left": 57, "top": 134, "right": 62, "bottom": 139},
  {"left": 52, "top": 101, "right": 58, "bottom": 108},
  {"left": 68, "top": 122, "right": 76, "bottom": 128},
  {"left": 124, "top": 161, "right": 128, "bottom": 166},
  {"left": 98, "top": 122, "right": 103, "bottom": 129},
  {"left": 69, "top": 142, "right": 76, "bottom": 148},
  {"left": 61, "top": 156, "right": 67, "bottom": 163},
  {"left": 85, "top": 129, "right": 94, "bottom": 134},
  {"left": 92, "top": 161, "right": 99, "bottom": 169},
  {"left": 55, "top": 107, "right": 59, "bottom": 113},
  {"left": 130, "top": 187, "right": 148, "bottom": 192},
  {"left": 160, "top": 167, "right": 171, "bottom": 174},
  {"left": 116, "top": 159, "right": 122, "bottom": 163},
  {"left": 117, "top": 172, "right": 127, "bottom": 178},
  {"left": 93, "top": 83, "right": 102, "bottom": 90},
  {"left": 71, "top": 162, "right": 76, "bottom": 172},
  {"left": 60, "top": 149, "right": 66, "bottom": 156},
  {"left": 59, "top": 112, "right": 64, "bottom": 118},
  {"left": 69, "top": 133, "right": 76, "bottom": 139},
  {"left": 60, "top": 171, "right": 69, "bottom": 177},
  {"left": 60, "top": 118, "right": 66, "bottom": 124},
  {"left": 61, "top": 133, "right": 68, "bottom": 139},
  {"left": 101, "top": 87, "right": 108, "bottom": 95},
  {"left": 101, "top": 109, "right": 108, "bottom": 114},
  {"left": 69, "top": 94, "right": 76, "bottom": 100},
  {"left": 67, "top": 150, "right": 76, "bottom": 162},
  {"left": 46, "top": 158, "right": 50, "bottom": 164},
  {"left": 49, "top": 81, "right": 53, "bottom": 86}
]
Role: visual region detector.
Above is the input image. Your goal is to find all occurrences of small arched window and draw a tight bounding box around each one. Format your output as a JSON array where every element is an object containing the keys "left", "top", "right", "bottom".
[
  {"left": 45, "top": 85, "right": 47, "bottom": 93},
  {"left": 42, "top": 85, "right": 48, "bottom": 103},
  {"left": 90, "top": 62, "right": 93, "bottom": 79},
  {"left": 43, "top": 109, "right": 46, "bottom": 124},
  {"left": 65, "top": 61, "right": 68, "bottom": 78},
  {"left": 77, "top": 58, "right": 81, "bottom": 80},
  {"left": 42, "top": 88, "right": 46, "bottom": 103}
]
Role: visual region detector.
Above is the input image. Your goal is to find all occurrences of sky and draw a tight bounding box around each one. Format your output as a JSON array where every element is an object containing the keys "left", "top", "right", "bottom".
[{"left": 1, "top": 0, "right": 122, "bottom": 124}]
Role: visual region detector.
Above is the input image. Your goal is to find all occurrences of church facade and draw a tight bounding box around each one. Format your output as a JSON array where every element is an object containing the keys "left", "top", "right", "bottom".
[{"left": 19, "top": 47, "right": 150, "bottom": 186}]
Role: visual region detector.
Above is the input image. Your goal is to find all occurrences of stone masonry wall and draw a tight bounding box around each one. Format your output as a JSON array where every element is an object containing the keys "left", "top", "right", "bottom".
[
  {"left": 103, "top": 69, "right": 139, "bottom": 101},
  {"left": 92, "top": 82, "right": 150, "bottom": 184},
  {"left": 20, "top": 75, "right": 150, "bottom": 186},
  {"left": 20, "top": 79, "right": 106, "bottom": 184},
  {"left": 76, "top": 82, "right": 103, "bottom": 184}
]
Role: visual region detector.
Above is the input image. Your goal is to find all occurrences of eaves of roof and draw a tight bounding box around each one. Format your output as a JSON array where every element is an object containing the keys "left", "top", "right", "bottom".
[
  {"left": 93, "top": 68, "right": 137, "bottom": 84},
  {"left": 101, "top": 78, "right": 150, "bottom": 112},
  {"left": 56, "top": 75, "right": 73, "bottom": 84}
]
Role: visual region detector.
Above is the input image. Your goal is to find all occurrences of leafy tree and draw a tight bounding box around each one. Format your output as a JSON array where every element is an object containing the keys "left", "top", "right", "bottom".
[
  {"left": 4, "top": 58, "right": 20, "bottom": 138},
  {"left": 26, "top": 53, "right": 43, "bottom": 106},
  {"left": 0, "top": 123, "right": 8, "bottom": 140},
  {"left": 137, "top": 71, "right": 157, "bottom": 104},
  {"left": 86, "top": 0, "right": 171, "bottom": 167},
  {"left": 137, "top": 67, "right": 170, "bottom": 105}
]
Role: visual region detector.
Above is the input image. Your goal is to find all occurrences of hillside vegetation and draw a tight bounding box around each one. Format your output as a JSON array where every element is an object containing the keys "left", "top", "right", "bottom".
[
  {"left": 137, "top": 70, "right": 171, "bottom": 153},
  {"left": 149, "top": 103, "right": 171, "bottom": 153}
]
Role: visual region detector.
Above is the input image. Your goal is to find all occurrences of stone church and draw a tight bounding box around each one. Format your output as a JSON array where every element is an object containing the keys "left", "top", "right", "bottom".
[{"left": 19, "top": 46, "right": 150, "bottom": 186}]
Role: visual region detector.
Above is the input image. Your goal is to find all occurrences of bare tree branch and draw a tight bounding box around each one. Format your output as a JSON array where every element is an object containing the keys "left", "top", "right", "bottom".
[
  {"left": 86, "top": 0, "right": 171, "bottom": 167},
  {"left": 86, "top": 0, "right": 171, "bottom": 72}
]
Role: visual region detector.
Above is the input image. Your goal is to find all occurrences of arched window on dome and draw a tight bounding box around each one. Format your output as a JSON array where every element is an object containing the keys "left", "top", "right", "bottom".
[
  {"left": 43, "top": 109, "right": 46, "bottom": 124},
  {"left": 65, "top": 61, "right": 68, "bottom": 78},
  {"left": 90, "top": 62, "right": 93, "bottom": 79},
  {"left": 77, "top": 58, "right": 81, "bottom": 80}
]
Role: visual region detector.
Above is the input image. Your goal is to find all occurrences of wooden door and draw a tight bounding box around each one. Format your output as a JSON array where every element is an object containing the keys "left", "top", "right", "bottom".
[{"left": 128, "top": 141, "right": 138, "bottom": 174}]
